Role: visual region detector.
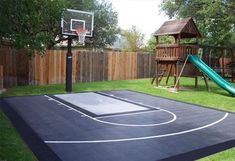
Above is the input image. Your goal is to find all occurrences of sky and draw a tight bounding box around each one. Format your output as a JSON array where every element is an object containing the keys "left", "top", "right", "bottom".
[{"left": 107, "top": 0, "right": 169, "bottom": 41}]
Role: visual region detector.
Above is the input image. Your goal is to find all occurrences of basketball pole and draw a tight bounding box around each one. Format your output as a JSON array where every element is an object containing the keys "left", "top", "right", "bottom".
[{"left": 65, "top": 36, "right": 73, "bottom": 92}]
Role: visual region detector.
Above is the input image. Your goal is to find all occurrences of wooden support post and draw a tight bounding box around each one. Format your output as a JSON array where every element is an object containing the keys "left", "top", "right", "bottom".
[
  {"left": 194, "top": 69, "right": 199, "bottom": 88},
  {"left": 174, "top": 36, "right": 177, "bottom": 44},
  {"left": 177, "top": 35, "right": 181, "bottom": 58},
  {"left": 173, "top": 64, "right": 176, "bottom": 86},
  {"left": 177, "top": 35, "right": 181, "bottom": 45},
  {"left": 151, "top": 75, "right": 155, "bottom": 85},
  {"left": 176, "top": 61, "right": 180, "bottom": 90},
  {"left": 202, "top": 73, "right": 210, "bottom": 91},
  {"left": 166, "top": 64, "right": 173, "bottom": 86},
  {"left": 174, "top": 61, "right": 180, "bottom": 90},
  {"left": 195, "top": 76, "right": 198, "bottom": 88},
  {"left": 152, "top": 37, "right": 158, "bottom": 85},
  {"left": 231, "top": 48, "right": 234, "bottom": 82},
  {"left": 222, "top": 48, "right": 225, "bottom": 77},
  {"left": 155, "top": 60, "right": 159, "bottom": 86},
  {"left": 158, "top": 64, "right": 165, "bottom": 83},
  {"left": 156, "top": 36, "right": 159, "bottom": 44},
  {"left": 151, "top": 64, "right": 162, "bottom": 85}
]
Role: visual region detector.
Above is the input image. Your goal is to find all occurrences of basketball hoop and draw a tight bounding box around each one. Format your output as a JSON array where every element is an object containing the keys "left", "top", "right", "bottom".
[{"left": 75, "top": 27, "right": 87, "bottom": 45}]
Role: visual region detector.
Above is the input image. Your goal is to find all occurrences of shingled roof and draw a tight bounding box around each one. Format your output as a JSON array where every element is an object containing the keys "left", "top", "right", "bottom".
[{"left": 153, "top": 17, "right": 201, "bottom": 38}]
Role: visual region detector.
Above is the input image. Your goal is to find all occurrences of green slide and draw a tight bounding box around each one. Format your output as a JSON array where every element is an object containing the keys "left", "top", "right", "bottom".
[{"left": 188, "top": 54, "right": 235, "bottom": 96}]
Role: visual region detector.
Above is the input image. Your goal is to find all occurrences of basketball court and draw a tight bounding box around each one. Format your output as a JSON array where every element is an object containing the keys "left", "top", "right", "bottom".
[{"left": 1, "top": 90, "right": 235, "bottom": 161}]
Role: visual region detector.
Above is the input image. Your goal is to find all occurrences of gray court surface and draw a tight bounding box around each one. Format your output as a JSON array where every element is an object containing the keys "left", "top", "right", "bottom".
[
  {"left": 54, "top": 93, "right": 149, "bottom": 115},
  {"left": 1, "top": 90, "right": 235, "bottom": 161}
]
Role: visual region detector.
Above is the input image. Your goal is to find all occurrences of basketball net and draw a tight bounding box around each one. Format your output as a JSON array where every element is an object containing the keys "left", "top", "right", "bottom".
[{"left": 75, "top": 27, "right": 87, "bottom": 45}]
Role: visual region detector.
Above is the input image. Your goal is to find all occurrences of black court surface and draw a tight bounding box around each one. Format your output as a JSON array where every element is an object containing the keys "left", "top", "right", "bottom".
[{"left": 1, "top": 90, "right": 235, "bottom": 161}]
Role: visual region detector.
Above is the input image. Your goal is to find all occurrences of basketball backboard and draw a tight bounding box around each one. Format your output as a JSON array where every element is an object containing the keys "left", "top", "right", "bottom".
[{"left": 61, "top": 9, "right": 94, "bottom": 37}]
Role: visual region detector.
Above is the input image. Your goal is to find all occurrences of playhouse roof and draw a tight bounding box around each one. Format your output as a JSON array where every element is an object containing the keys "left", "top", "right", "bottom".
[{"left": 153, "top": 17, "right": 201, "bottom": 38}]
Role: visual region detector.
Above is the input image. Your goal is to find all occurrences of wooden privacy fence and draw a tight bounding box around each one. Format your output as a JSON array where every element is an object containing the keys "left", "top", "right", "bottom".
[
  {"left": 0, "top": 49, "right": 155, "bottom": 88},
  {"left": 0, "top": 48, "right": 30, "bottom": 87}
]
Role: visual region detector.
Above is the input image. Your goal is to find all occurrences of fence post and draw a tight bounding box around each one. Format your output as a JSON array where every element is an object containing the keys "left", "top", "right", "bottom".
[{"left": 0, "top": 65, "right": 3, "bottom": 90}]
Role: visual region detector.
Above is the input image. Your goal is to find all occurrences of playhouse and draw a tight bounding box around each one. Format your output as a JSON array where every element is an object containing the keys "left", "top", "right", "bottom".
[{"left": 152, "top": 17, "right": 209, "bottom": 90}]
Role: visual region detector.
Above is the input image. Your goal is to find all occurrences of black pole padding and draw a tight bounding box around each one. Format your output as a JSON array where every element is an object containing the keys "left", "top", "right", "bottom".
[{"left": 65, "top": 36, "right": 73, "bottom": 92}]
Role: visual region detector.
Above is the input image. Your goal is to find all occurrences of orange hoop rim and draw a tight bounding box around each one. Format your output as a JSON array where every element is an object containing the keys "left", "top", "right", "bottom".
[
  {"left": 74, "top": 27, "right": 87, "bottom": 36},
  {"left": 74, "top": 27, "right": 87, "bottom": 45}
]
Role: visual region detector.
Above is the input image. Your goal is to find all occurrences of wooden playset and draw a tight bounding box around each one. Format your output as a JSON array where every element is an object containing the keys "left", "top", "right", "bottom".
[{"left": 151, "top": 17, "right": 209, "bottom": 91}]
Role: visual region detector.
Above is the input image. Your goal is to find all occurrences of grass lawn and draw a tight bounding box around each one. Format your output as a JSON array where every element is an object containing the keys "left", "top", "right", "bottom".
[
  {"left": 0, "top": 111, "right": 37, "bottom": 161},
  {"left": 0, "top": 77, "right": 235, "bottom": 161}
]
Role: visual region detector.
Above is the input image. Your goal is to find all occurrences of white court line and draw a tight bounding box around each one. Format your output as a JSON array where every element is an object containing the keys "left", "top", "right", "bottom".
[
  {"left": 95, "top": 109, "right": 162, "bottom": 119},
  {"left": 44, "top": 95, "right": 177, "bottom": 127},
  {"left": 95, "top": 109, "right": 176, "bottom": 127},
  {"left": 44, "top": 113, "right": 229, "bottom": 144},
  {"left": 44, "top": 95, "right": 228, "bottom": 144}
]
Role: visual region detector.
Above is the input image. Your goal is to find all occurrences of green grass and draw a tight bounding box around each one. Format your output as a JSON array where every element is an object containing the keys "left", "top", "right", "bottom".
[
  {"left": 198, "top": 148, "right": 235, "bottom": 161},
  {"left": 0, "top": 111, "right": 37, "bottom": 161},
  {"left": 0, "top": 77, "right": 235, "bottom": 161},
  {"left": 3, "top": 77, "right": 235, "bottom": 112}
]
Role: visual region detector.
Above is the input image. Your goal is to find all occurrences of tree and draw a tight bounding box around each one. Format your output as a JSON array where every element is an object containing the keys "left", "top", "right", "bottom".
[
  {"left": 145, "top": 37, "right": 156, "bottom": 53},
  {"left": 0, "top": 0, "right": 68, "bottom": 53},
  {"left": 145, "top": 36, "right": 175, "bottom": 53},
  {"left": 121, "top": 26, "right": 145, "bottom": 52},
  {"left": 68, "top": 0, "right": 120, "bottom": 48},
  {"left": 0, "top": 0, "right": 119, "bottom": 53},
  {"left": 160, "top": 0, "right": 235, "bottom": 46}
]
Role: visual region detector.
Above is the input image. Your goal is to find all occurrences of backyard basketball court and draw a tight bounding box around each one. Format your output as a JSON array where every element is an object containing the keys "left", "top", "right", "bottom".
[{"left": 1, "top": 90, "right": 235, "bottom": 161}]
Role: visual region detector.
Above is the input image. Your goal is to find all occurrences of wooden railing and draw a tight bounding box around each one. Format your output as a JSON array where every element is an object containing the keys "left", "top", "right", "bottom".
[
  {"left": 180, "top": 44, "right": 198, "bottom": 60},
  {"left": 156, "top": 44, "right": 179, "bottom": 61},
  {"left": 156, "top": 44, "right": 198, "bottom": 61}
]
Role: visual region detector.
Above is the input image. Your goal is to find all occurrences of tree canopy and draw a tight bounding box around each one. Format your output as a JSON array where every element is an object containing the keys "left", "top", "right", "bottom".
[
  {"left": 0, "top": 0, "right": 68, "bottom": 53},
  {"left": 0, "top": 0, "right": 119, "bottom": 52},
  {"left": 121, "top": 26, "right": 145, "bottom": 52},
  {"left": 160, "top": 0, "right": 235, "bottom": 47},
  {"left": 145, "top": 36, "right": 174, "bottom": 53}
]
